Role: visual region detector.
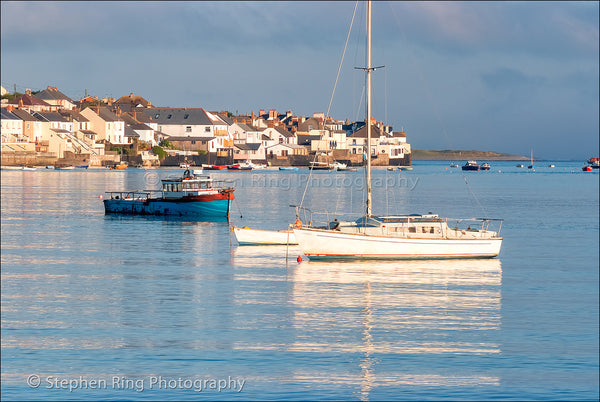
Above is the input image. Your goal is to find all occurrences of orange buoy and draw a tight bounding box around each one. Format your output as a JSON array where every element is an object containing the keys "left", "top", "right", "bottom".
[
  {"left": 295, "top": 219, "right": 302, "bottom": 228},
  {"left": 297, "top": 255, "right": 303, "bottom": 263},
  {"left": 98, "top": 195, "right": 103, "bottom": 199}
]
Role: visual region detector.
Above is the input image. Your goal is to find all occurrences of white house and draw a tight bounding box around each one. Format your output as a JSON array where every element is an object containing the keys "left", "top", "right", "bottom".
[
  {"left": 266, "top": 143, "right": 308, "bottom": 158},
  {"left": 81, "top": 107, "right": 126, "bottom": 144},
  {"left": 263, "top": 126, "right": 296, "bottom": 145}
]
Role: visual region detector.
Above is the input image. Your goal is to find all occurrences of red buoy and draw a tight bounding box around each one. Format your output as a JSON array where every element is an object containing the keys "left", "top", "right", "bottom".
[{"left": 297, "top": 255, "right": 303, "bottom": 263}]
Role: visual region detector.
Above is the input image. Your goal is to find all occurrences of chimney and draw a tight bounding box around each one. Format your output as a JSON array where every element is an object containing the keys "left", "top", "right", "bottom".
[
  {"left": 268, "top": 109, "right": 277, "bottom": 120},
  {"left": 259, "top": 109, "right": 265, "bottom": 116},
  {"left": 25, "top": 88, "right": 31, "bottom": 95},
  {"left": 133, "top": 111, "right": 137, "bottom": 120},
  {"left": 130, "top": 93, "right": 134, "bottom": 98},
  {"left": 7, "top": 105, "right": 14, "bottom": 112},
  {"left": 251, "top": 111, "right": 255, "bottom": 120}
]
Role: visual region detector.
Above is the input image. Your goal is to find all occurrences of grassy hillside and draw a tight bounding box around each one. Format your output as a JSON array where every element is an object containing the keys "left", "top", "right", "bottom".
[{"left": 412, "top": 149, "right": 528, "bottom": 161}]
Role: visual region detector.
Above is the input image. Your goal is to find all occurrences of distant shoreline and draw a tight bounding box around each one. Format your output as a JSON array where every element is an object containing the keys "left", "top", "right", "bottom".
[{"left": 412, "top": 149, "right": 529, "bottom": 161}]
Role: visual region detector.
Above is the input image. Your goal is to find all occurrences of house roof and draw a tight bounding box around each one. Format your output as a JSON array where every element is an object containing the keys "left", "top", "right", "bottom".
[
  {"left": 34, "top": 86, "right": 73, "bottom": 102},
  {"left": 348, "top": 125, "right": 385, "bottom": 138},
  {"left": 1, "top": 109, "right": 19, "bottom": 120},
  {"left": 114, "top": 93, "right": 151, "bottom": 107},
  {"left": 31, "top": 111, "right": 68, "bottom": 122},
  {"left": 124, "top": 126, "right": 140, "bottom": 137},
  {"left": 143, "top": 108, "right": 225, "bottom": 126},
  {"left": 261, "top": 134, "right": 271, "bottom": 141},
  {"left": 50, "top": 128, "right": 70, "bottom": 133},
  {"left": 235, "top": 143, "right": 262, "bottom": 151},
  {"left": 97, "top": 107, "right": 122, "bottom": 122},
  {"left": 237, "top": 123, "right": 259, "bottom": 132},
  {"left": 59, "top": 110, "right": 89, "bottom": 122},
  {"left": 270, "top": 126, "right": 295, "bottom": 137},
  {"left": 7, "top": 94, "right": 52, "bottom": 107},
  {"left": 8, "top": 109, "right": 38, "bottom": 121}
]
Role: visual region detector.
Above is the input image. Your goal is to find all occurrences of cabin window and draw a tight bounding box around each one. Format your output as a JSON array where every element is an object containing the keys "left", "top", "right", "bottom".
[
  {"left": 409, "top": 227, "right": 416, "bottom": 233},
  {"left": 200, "top": 182, "right": 208, "bottom": 189}
]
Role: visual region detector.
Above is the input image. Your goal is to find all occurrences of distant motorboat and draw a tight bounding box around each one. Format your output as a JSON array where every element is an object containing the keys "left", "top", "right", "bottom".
[
  {"left": 582, "top": 165, "right": 592, "bottom": 172},
  {"left": 192, "top": 168, "right": 204, "bottom": 176},
  {"left": 461, "top": 161, "right": 480, "bottom": 171},
  {"left": 450, "top": 162, "right": 459, "bottom": 168},
  {"left": 548, "top": 164, "right": 555, "bottom": 168},
  {"left": 279, "top": 167, "right": 299, "bottom": 171},
  {"left": 387, "top": 167, "right": 395, "bottom": 171},
  {"left": 481, "top": 162, "right": 491, "bottom": 171},
  {"left": 55, "top": 165, "right": 75, "bottom": 170},
  {"left": 398, "top": 166, "right": 413, "bottom": 171},
  {"left": 76, "top": 165, "right": 89, "bottom": 169},
  {"left": 516, "top": 164, "right": 524, "bottom": 168},
  {"left": 179, "top": 162, "right": 191, "bottom": 169},
  {"left": 202, "top": 164, "right": 227, "bottom": 170}
]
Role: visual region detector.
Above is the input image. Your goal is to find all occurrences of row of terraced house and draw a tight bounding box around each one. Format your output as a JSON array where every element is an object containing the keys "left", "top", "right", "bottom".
[{"left": 0, "top": 85, "right": 411, "bottom": 166}]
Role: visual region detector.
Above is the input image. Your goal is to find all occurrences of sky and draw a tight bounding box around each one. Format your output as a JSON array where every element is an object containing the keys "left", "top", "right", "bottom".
[{"left": 1, "top": 1, "right": 598, "bottom": 160}]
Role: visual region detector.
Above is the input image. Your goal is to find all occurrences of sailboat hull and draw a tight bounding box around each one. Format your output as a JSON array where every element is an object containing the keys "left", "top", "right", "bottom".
[{"left": 293, "top": 228, "right": 502, "bottom": 260}]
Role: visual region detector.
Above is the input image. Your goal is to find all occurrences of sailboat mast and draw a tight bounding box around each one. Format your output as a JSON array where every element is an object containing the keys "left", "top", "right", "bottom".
[{"left": 366, "top": 0, "right": 373, "bottom": 217}]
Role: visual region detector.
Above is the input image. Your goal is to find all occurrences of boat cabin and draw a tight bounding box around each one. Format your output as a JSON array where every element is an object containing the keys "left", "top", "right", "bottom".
[
  {"left": 328, "top": 214, "right": 501, "bottom": 239},
  {"left": 161, "top": 174, "right": 217, "bottom": 198}
]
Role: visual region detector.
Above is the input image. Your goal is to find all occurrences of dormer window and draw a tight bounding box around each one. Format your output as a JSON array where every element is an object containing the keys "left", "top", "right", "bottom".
[
  {"left": 154, "top": 114, "right": 160, "bottom": 119},
  {"left": 167, "top": 114, "right": 172, "bottom": 119},
  {"left": 184, "top": 114, "right": 189, "bottom": 119}
]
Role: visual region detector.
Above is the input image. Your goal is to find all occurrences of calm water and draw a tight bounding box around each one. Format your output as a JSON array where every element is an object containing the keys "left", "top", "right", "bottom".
[{"left": 1, "top": 162, "right": 598, "bottom": 401}]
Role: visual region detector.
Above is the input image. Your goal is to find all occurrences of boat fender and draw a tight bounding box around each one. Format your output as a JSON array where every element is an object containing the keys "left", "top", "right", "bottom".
[
  {"left": 297, "top": 255, "right": 303, "bottom": 263},
  {"left": 243, "top": 226, "right": 249, "bottom": 229},
  {"left": 230, "top": 226, "right": 235, "bottom": 232},
  {"left": 295, "top": 219, "right": 302, "bottom": 229}
]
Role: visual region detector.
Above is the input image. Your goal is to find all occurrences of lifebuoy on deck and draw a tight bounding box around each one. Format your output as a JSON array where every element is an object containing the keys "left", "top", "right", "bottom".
[{"left": 295, "top": 219, "right": 302, "bottom": 228}]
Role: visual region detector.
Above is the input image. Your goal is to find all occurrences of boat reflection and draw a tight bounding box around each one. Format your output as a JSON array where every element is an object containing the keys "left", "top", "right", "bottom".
[
  {"left": 232, "top": 257, "right": 502, "bottom": 399},
  {"left": 291, "top": 258, "right": 502, "bottom": 399}
]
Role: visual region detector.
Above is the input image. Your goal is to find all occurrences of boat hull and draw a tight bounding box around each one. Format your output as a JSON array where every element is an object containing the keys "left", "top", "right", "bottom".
[
  {"left": 104, "top": 197, "right": 231, "bottom": 217},
  {"left": 232, "top": 226, "right": 298, "bottom": 245},
  {"left": 293, "top": 228, "right": 502, "bottom": 259}
]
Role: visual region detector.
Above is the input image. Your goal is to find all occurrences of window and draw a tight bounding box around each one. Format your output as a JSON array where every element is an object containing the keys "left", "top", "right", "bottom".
[
  {"left": 204, "top": 127, "right": 211, "bottom": 133},
  {"left": 167, "top": 114, "right": 172, "bottom": 119},
  {"left": 186, "top": 126, "right": 192, "bottom": 133}
]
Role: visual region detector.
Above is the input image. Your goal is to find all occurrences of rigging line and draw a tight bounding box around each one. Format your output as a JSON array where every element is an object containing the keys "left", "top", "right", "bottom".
[
  {"left": 300, "top": 1, "right": 359, "bottom": 211},
  {"left": 326, "top": 0, "right": 359, "bottom": 119},
  {"left": 463, "top": 176, "right": 487, "bottom": 216}
]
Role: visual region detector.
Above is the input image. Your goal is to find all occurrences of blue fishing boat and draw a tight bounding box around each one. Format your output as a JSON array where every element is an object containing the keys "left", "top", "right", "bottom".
[
  {"left": 103, "top": 170, "right": 235, "bottom": 219},
  {"left": 279, "top": 167, "right": 299, "bottom": 171}
]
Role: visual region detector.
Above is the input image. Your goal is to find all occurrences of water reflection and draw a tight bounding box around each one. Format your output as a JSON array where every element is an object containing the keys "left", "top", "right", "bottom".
[
  {"left": 290, "top": 259, "right": 502, "bottom": 400},
  {"left": 230, "top": 252, "right": 502, "bottom": 399}
]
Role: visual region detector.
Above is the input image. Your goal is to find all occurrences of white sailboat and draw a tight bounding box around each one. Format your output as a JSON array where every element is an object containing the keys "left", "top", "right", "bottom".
[{"left": 292, "top": 1, "right": 503, "bottom": 260}]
